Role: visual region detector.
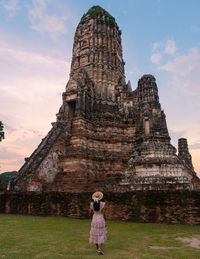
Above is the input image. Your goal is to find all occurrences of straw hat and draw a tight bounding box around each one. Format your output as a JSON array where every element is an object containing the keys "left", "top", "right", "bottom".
[{"left": 92, "top": 191, "right": 103, "bottom": 201}]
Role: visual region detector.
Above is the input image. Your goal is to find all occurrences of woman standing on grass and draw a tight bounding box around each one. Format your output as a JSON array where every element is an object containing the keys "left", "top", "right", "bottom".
[{"left": 89, "top": 191, "right": 107, "bottom": 255}]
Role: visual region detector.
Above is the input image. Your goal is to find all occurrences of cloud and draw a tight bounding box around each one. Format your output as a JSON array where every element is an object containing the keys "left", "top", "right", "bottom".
[
  {"left": 158, "top": 48, "right": 200, "bottom": 96},
  {"left": 150, "top": 52, "right": 162, "bottom": 64},
  {"left": 0, "top": 121, "right": 48, "bottom": 173},
  {"left": 0, "top": 45, "right": 66, "bottom": 69},
  {"left": 164, "top": 39, "right": 177, "bottom": 55},
  {"left": 0, "top": 147, "right": 21, "bottom": 160},
  {"left": 28, "top": 0, "right": 46, "bottom": 18},
  {"left": 150, "top": 39, "right": 177, "bottom": 64},
  {"left": 28, "top": 0, "right": 67, "bottom": 40},
  {"left": 0, "top": 42, "right": 70, "bottom": 103},
  {"left": 1, "top": 0, "right": 19, "bottom": 17},
  {"left": 31, "top": 15, "right": 67, "bottom": 38},
  {"left": 0, "top": 37, "right": 70, "bottom": 172},
  {"left": 189, "top": 143, "right": 200, "bottom": 150}
]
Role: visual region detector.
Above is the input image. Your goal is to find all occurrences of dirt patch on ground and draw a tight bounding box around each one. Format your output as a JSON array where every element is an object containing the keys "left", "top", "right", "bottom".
[{"left": 176, "top": 236, "right": 200, "bottom": 249}]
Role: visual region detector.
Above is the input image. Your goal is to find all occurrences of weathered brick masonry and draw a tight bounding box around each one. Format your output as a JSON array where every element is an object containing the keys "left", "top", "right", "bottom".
[
  {"left": 9, "top": 5, "right": 200, "bottom": 193},
  {"left": 1, "top": 191, "right": 200, "bottom": 225}
]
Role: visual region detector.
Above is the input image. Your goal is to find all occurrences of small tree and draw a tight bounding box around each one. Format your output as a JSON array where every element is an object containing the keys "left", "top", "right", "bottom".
[{"left": 0, "top": 121, "right": 5, "bottom": 141}]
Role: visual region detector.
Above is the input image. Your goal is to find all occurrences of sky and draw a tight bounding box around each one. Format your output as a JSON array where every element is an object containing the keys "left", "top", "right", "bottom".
[{"left": 0, "top": 0, "right": 200, "bottom": 176}]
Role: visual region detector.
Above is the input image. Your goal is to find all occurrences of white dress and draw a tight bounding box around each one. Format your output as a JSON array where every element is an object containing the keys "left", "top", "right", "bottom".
[{"left": 89, "top": 202, "right": 107, "bottom": 244}]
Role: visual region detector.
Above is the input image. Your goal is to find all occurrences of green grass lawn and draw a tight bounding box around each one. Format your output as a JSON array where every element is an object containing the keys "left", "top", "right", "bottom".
[{"left": 0, "top": 214, "right": 200, "bottom": 259}]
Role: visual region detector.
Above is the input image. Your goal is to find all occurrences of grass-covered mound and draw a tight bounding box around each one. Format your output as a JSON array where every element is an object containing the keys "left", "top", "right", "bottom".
[{"left": 0, "top": 214, "right": 199, "bottom": 258}]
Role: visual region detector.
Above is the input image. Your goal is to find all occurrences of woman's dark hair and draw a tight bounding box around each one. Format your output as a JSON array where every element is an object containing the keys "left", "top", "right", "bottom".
[{"left": 93, "top": 200, "right": 100, "bottom": 211}]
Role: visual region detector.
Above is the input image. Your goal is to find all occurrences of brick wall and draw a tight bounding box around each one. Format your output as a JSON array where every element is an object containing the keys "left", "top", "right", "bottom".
[{"left": 0, "top": 191, "right": 199, "bottom": 224}]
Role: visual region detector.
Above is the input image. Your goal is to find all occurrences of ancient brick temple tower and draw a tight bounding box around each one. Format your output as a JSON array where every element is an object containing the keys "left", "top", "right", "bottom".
[{"left": 10, "top": 6, "right": 200, "bottom": 192}]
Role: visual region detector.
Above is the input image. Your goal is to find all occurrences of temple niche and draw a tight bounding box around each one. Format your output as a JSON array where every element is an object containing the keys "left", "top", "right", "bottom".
[{"left": 9, "top": 6, "right": 200, "bottom": 192}]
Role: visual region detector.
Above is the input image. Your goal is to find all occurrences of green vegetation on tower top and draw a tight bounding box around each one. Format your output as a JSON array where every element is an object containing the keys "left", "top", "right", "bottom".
[{"left": 80, "top": 5, "right": 121, "bottom": 33}]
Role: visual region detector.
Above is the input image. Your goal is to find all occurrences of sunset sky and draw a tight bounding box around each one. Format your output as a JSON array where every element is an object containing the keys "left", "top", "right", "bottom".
[{"left": 0, "top": 0, "right": 200, "bottom": 176}]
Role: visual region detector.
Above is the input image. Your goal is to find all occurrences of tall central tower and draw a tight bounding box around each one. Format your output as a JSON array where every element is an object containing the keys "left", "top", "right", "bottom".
[
  {"left": 70, "top": 6, "right": 125, "bottom": 101},
  {"left": 9, "top": 6, "right": 199, "bottom": 192},
  {"left": 56, "top": 6, "right": 128, "bottom": 123}
]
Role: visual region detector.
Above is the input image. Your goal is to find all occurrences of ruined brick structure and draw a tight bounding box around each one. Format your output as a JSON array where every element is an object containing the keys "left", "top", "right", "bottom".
[
  {"left": 178, "top": 138, "right": 194, "bottom": 171},
  {"left": 1, "top": 191, "right": 200, "bottom": 224},
  {"left": 9, "top": 6, "right": 200, "bottom": 192}
]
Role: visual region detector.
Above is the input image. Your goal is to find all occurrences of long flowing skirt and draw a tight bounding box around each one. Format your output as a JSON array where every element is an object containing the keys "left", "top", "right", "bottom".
[{"left": 89, "top": 214, "right": 107, "bottom": 244}]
